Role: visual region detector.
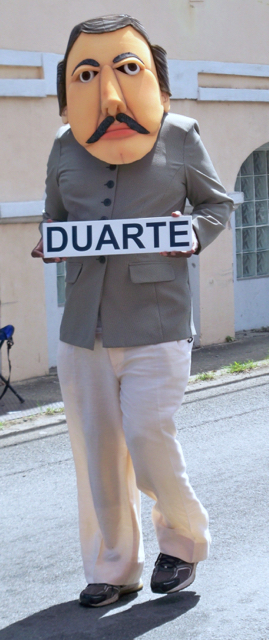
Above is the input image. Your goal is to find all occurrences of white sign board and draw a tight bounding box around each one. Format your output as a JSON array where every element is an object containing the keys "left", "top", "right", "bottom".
[{"left": 43, "top": 216, "right": 192, "bottom": 258}]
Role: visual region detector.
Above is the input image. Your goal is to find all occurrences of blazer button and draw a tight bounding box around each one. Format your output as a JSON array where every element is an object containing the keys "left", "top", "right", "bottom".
[
  {"left": 108, "top": 164, "right": 117, "bottom": 171},
  {"left": 100, "top": 215, "right": 108, "bottom": 220},
  {"left": 102, "top": 198, "right": 111, "bottom": 206},
  {"left": 105, "top": 180, "right": 114, "bottom": 188},
  {"left": 98, "top": 256, "right": 106, "bottom": 264}
]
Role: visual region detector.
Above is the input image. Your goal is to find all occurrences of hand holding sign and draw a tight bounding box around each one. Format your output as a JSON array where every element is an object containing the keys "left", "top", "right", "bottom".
[
  {"left": 160, "top": 211, "right": 199, "bottom": 257},
  {"left": 31, "top": 219, "right": 66, "bottom": 263}
]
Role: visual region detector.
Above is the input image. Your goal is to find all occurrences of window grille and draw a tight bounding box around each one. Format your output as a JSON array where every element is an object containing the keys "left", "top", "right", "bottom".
[{"left": 234, "top": 145, "right": 269, "bottom": 279}]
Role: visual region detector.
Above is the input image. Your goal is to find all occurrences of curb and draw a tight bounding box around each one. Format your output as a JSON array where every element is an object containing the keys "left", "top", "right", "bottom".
[
  {"left": 0, "top": 412, "right": 66, "bottom": 440},
  {"left": 187, "top": 360, "right": 269, "bottom": 393}
]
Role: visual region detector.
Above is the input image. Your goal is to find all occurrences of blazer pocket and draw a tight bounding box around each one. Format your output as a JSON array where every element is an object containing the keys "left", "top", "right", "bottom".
[
  {"left": 65, "top": 262, "right": 83, "bottom": 284},
  {"left": 129, "top": 262, "right": 175, "bottom": 284}
]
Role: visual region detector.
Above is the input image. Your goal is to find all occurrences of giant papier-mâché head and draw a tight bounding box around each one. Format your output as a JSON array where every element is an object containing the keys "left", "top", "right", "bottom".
[{"left": 57, "top": 14, "right": 171, "bottom": 164}]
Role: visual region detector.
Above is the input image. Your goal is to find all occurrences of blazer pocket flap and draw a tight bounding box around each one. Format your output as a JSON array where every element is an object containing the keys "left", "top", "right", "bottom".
[
  {"left": 129, "top": 262, "right": 175, "bottom": 284},
  {"left": 65, "top": 262, "right": 82, "bottom": 284}
]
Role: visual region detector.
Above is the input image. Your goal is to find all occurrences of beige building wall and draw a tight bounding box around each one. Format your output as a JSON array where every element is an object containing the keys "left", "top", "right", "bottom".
[
  {"left": 175, "top": 101, "right": 269, "bottom": 343},
  {"left": 0, "top": 221, "right": 48, "bottom": 380},
  {"left": 1, "top": 0, "right": 268, "bottom": 378},
  {"left": 0, "top": 98, "right": 60, "bottom": 202},
  {"left": 0, "top": 95, "right": 59, "bottom": 380},
  {"left": 1, "top": 0, "right": 269, "bottom": 65}
]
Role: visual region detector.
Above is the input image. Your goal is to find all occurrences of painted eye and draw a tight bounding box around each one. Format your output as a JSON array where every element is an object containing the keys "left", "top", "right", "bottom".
[
  {"left": 79, "top": 70, "right": 97, "bottom": 83},
  {"left": 120, "top": 62, "right": 141, "bottom": 76}
]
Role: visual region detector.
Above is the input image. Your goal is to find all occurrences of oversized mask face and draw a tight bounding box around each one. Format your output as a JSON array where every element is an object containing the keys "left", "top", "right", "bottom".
[{"left": 64, "top": 27, "right": 170, "bottom": 164}]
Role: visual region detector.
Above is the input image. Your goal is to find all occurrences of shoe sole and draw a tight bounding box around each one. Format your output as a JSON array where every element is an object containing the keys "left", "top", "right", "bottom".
[
  {"left": 119, "top": 581, "right": 143, "bottom": 596},
  {"left": 151, "top": 563, "right": 197, "bottom": 594},
  {"left": 81, "top": 581, "right": 143, "bottom": 608}
]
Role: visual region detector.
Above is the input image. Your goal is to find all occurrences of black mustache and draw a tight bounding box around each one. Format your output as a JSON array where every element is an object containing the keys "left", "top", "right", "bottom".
[{"left": 86, "top": 114, "right": 150, "bottom": 144}]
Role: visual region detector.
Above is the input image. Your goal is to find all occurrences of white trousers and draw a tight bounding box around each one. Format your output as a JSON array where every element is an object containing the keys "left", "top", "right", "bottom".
[{"left": 57, "top": 337, "right": 211, "bottom": 585}]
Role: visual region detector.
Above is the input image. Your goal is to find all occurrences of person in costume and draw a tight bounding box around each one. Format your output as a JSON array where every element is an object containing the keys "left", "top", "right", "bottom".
[{"left": 32, "top": 15, "right": 233, "bottom": 607}]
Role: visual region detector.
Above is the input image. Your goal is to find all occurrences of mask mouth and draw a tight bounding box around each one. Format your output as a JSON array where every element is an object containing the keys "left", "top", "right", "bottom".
[
  {"left": 116, "top": 113, "right": 149, "bottom": 135},
  {"left": 86, "top": 113, "right": 150, "bottom": 144}
]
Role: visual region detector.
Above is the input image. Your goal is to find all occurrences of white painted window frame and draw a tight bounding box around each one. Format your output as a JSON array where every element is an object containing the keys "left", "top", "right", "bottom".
[
  {"left": 1, "top": 50, "right": 269, "bottom": 102},
  {"left": 169, "top": 60, "right": 269, "bottom": 101},
  {"left": 0, "top": 195, "right": 241, "bottom": 223},
  {"left": 0, "top": 49, "right": 62, "bottom": 97},
  {"left": 0, "top": 201, "right": 44, "bottom": 222}
]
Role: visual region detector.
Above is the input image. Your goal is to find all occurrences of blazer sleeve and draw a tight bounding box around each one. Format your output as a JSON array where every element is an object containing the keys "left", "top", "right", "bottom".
[
  {"left": 184, "top": 122, "right": 234, "bottom": 252},
  {"left": 43, "top": 135, "right": 68, "bottom": 224}
]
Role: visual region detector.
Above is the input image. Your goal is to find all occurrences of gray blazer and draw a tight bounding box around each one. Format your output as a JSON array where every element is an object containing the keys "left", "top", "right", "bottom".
[{"left": 44, "top": 113, "right": 233, "bottom": 349}]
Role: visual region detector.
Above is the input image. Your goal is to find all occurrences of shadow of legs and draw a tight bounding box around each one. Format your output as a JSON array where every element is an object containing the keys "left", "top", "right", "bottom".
[{"left": 0, "top": 591, "right": 200, "bottom": 640}]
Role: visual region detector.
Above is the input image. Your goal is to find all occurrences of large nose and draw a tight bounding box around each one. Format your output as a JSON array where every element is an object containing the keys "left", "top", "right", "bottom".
[{"left": 100, "top": 65, "right": 127, "bottom": 117}]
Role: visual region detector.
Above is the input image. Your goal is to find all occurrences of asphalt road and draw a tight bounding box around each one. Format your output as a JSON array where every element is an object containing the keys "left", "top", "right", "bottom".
[{"left": 0, "top": 372, "right": 268, "bottom": 640}]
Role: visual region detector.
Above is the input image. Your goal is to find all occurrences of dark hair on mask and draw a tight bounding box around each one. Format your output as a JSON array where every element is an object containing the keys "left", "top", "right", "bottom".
[{"left": 57, "top": 14, "right": 171, "bottom": 114}]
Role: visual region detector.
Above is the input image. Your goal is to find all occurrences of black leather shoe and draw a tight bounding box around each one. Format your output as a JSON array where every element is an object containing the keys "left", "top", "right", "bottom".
[
  {"left": 151, "top": 553, "right": 197, "bottom": 593},
  {"left": 79, "top": 581, "right": 143, "bottom": 607}
]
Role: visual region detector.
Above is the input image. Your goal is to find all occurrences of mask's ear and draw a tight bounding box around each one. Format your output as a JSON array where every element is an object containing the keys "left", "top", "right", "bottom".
[
  {"left": 161, "top": 93, "right": 170, "bottom": 112},
  {"left": 61, "top": 107, "right": 69, "bottom": 124}
]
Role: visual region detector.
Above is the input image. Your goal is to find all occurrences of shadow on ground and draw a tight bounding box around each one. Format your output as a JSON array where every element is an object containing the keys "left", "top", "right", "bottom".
[{"left": 0, "top": 591, "right": 200, "bottom": 640}]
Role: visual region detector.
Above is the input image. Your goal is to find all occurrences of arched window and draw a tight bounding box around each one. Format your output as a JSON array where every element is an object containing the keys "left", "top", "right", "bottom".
[{"left": 234, "top": 143, "right": 269, "bottom": 279}]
